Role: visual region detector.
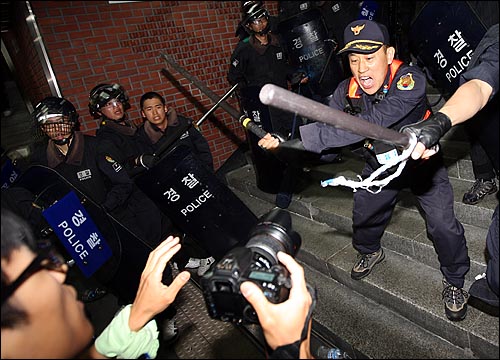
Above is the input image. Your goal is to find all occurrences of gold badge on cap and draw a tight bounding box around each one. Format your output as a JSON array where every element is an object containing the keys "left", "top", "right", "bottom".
[
  {"left": 351, "top": 24, "right": 366, "bottom": 36},
  {"left": 397, "top": 73, "right": 415, "bottom": 91}
]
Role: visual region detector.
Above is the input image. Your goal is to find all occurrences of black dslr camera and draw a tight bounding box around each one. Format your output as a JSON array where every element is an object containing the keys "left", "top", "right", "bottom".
[{"left": 200, "top": 208, "right": 301, "bottom": 324}]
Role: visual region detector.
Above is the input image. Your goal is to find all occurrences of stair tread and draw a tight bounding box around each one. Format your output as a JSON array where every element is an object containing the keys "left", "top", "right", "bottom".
[{"left": 228, "top": 188, "right": 499, "bottom": 358}]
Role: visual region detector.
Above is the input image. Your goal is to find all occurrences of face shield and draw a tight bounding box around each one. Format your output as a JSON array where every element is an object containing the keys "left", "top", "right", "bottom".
[{"left": 39, "top": 115, "right": 74, "bottom": 144}]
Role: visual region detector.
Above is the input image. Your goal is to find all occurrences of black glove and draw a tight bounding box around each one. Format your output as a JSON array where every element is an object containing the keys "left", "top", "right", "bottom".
[
  {"left": 401, "top": 112, "right": 452, "bottom": 149},
  {"left": 137, "top": 153, "right": 159, "bottom": 170}
]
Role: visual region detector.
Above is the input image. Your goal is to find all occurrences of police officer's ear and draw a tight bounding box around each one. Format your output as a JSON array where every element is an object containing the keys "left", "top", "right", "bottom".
[{"left": 385, "top": 46, "right": 396, "bottom": 64}]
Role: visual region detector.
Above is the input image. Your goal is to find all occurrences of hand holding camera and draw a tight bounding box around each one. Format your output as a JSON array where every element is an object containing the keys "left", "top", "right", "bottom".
[
  {"left": 240, "top": 251, "right": 313, "bottom": 357},
  {"left": 201, "top": 208, "right": 301, "bottom": 324}
]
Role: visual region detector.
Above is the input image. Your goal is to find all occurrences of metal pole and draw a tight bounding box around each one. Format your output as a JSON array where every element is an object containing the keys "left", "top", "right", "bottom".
[
  {"left": 159, "top": 52, "right": 241, "bottom": 121},
  {"left": 196, "top": 83, "right": 239, "bottom": 127},
  {"left": 259, "top": 84, "right": 410, "bottom": 148}
]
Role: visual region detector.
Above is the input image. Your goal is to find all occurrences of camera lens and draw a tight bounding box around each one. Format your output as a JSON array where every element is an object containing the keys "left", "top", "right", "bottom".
[{"left": 245, "top": 208, "right": 301, "bottom": 266}]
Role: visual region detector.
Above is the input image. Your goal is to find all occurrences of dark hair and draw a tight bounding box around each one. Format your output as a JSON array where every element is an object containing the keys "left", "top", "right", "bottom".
[
  {"left": 1, "top": 208, "right": 37, "bottom": 328},
  {"left": 140, "top": 91, "right": 165, "bottom": 109}
]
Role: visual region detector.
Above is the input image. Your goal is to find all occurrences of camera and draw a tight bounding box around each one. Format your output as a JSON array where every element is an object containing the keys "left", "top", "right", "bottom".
[{"left": 200, "top": 208, "right": 301, "bottom": 324}]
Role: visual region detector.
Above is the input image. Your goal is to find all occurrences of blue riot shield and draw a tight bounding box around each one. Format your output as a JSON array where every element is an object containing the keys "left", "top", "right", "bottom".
[
  {"left": 278, "top": 8, "right": 344, "bottom": 99},
  {"left": 409, "top": 1, "right": 487, "bottom": 99},
  {"left": 134, "top": 144, "right": 258, "bottom": 260},
  {"left": 12, "top": 165, "right": 153, "bottom": 302},
  {"left": 1, "top": 153, "right": 21, "bottom": 189}
]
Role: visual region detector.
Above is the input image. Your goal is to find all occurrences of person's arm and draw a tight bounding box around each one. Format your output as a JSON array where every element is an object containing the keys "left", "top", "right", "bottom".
[
  {"left": 228, "top": 43, "right": 247, "bottom": 86},
  {"left": 404, "top": 78, "right": 493, "bottom": 160},
  {"left": 439, "top": 79, "right": 493, "bottom": 126},
  {"left": 128, "top": 236, "right": 190, "bottom": 331},
  {"left": 95, "top": 152, "right": 135, "bottom": 212},
  {"left": 241, "top": 252, "right": 314, "bottom": 359},
  {"left": 89, "top": 236, "right": 190, "bottom": 359}
]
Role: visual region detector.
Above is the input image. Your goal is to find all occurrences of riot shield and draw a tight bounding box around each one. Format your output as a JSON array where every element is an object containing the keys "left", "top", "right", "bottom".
[
  {"left": 278, "top": 8, "right": 344, "bottom": 99},
  {"left": 409, "top": 1, "right": 487, "bottom": 99},
  {"left": 239, "top": 86, "right": 289, "bottom": 194},
  {"left": 134, "top": 144, "right": 258, "bottom": 260},
  {"left": 12, "top": 165, "right": 152, "bottom": 302}
]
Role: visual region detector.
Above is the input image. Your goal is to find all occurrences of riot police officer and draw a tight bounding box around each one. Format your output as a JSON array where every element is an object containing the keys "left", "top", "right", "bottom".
[
  {"left": 229, "top": 1, "right": 308, "bottom": 209},
  {"left": 89, "top": 83, "right": 146, "bottom": 176},
  {"left": 31, "top": 96, "right": 137, "bottom": 216}
]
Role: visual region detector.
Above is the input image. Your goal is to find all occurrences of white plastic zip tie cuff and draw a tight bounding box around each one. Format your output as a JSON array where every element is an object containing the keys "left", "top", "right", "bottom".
[{"left": 321, "top": 133, "right": 418, "bottom": 194}]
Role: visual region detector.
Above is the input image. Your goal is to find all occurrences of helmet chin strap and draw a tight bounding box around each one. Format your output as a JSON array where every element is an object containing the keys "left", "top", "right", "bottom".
[
  {"left": 53, "top": 132, "right": 73, "bottom": 146},
  {"left": 255, "top": 26, "right": 270, "bottom": 36}
]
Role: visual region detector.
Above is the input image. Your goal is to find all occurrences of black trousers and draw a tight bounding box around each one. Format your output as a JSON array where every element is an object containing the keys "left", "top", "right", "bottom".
[{"left": 352, "top": 154, "right": 470, "bottom": 288}]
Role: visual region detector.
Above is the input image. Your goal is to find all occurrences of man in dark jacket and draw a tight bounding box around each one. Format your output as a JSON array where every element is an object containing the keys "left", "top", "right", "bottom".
[
  {"left": 137, "top": 91, "right": 215, "bottom": 276},
  {"left": 259, "top": 20, "right": 470, "bottom": 321}
]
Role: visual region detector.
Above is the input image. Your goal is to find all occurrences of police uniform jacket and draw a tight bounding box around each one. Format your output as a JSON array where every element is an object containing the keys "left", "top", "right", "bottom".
[
  {"left": 30, "top": 131, "right": 134, "bottom": 212},
  {"left": 299, "top": 61, "right": 430, "bottom": 154},
  {"left": 137, "top": 108, "right": 214, "bottom": 171},
  {"left": 228, "top": 33, "right": 296, "bottom": 89},
  {"left": 96, "top": 118, "right": 144, "bottom": 176}
]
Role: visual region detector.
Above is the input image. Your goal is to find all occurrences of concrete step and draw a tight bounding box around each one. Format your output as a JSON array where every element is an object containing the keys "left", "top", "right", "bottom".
[
  {"left": 227, "top": 186, "right": 499, "bottom": 359},
  {"left": 225, "top": 150, "right": 496, "bottom": 281}
]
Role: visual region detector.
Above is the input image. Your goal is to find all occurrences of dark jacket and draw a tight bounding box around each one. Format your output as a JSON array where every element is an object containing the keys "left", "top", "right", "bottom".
[
  {"left": 30, "top": 132, "right": 134, "bottom": 212},
  {"left": 95, "top": 118, "right": 145, "bottom": 176},
  {"left": 228, "top": 33, "right": 296, "bottom": 89},
  {"left": 137, "top": 109, "right": 214, "bottom": 171},
  {"left": 31, "top": 132, "right": 173, "bottom": 247}
]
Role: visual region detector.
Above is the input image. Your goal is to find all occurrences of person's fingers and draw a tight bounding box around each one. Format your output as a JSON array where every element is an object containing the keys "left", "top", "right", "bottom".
[
  {"left": 151, "top": 243, "right": 181, "bottom": 283},
  {"left": 421, "top": 147, "right": 438, "bottom": 159},
  {"left": 142, "top": 237, "right": 180, "bottom": 280},
  {"left": 167, "top": 270, "right": 190, "bottom": 297},
  {"left": 277, "top": 252, "right": 308, "bottom": 300},
  {"left": 145, "top": 236, "right": 178, "bottom": 266},
  {"left": 411, "top": 143, "right": 426, "bottom": 160}
]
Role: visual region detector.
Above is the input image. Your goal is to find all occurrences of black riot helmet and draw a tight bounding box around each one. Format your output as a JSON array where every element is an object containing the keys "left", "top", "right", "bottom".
[
  {"left": 241, "top": 1, "right": 270, "bottom": 35},
  {"left": 32, "top": 96, "right": 79, "bottom": 145},
  {"left": 88, "top": 83, "right": 130, "bottom": 117}
]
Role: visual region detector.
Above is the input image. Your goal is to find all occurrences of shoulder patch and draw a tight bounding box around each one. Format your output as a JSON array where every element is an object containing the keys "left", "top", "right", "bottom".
[
  {"left": 105, "top": 155, "right": 123, "bottom": 172},
  {"left": 397, "top": 73, "right": 415, "bottom": 91},
  {"left": 232, "top": 59, "right": 239, "bottom": 67}
]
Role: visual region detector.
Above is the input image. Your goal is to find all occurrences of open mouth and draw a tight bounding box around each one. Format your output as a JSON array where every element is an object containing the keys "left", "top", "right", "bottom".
[{"left": 359, "top": 76, "right": 374, "bottom": 89}]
